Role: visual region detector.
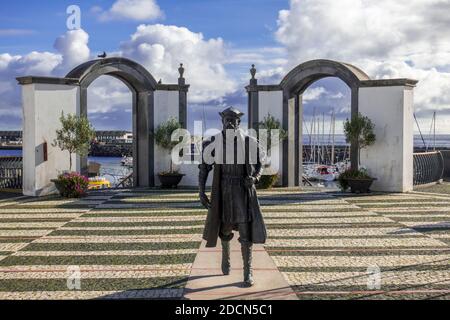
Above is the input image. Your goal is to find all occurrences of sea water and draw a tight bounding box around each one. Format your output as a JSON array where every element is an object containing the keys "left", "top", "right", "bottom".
[{"left": 0, "top": 151, "right": 131, "bottom": 187}]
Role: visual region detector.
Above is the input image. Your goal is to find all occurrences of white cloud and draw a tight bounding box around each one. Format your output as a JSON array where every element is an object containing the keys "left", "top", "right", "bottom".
[
  {"left": 0, "top": 52, "right": 61, "bottom": 76},
  {"left": 0, "top": 23, "right": 238, "bottom": 129},
  {"left": 98, "top": 0, "right": 163, "bottom": 22},
  {"left": 276, "top": 0, "right": 450, "bottom": 69},
  {"left": 303, "top": 87, "right": 327, "bottom": 102},
  {"left": 120, "top": 24, "right": 237, "bottom": 103},
  {"left": 53, "top": 29, "right": 90, "bottom": 75},
  {"left": 0, "top": 29, "right": 90, "bottom": 128},
  {"left": 226, "top": 47, "right": 287, "bottom": 66},
  {"left": 87, "top": 76, "right": 132, "bottom": 114},
  {"left": 275, "top": 0, "right": 450, "bottom": 118}
]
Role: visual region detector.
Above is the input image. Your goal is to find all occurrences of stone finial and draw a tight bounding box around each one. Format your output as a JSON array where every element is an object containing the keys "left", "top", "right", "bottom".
[
  {"left": 250, "top": 64, "right": 257, "bottom": 80},
  {"left": 178, "top": 63, "right": 185, "bottom": 79},
  {"left": 158, "top": 79, "right": 162, "bottom": 84}
]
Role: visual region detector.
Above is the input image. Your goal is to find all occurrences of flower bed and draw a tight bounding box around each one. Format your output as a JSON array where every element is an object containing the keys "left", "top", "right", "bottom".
[{"left": 53, "top": 172, "right": 89, "bottom": 198}]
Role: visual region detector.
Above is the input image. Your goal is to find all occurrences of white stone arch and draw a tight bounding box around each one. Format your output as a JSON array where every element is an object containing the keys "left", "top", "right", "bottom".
[
  {"left": 17, "top": 57, "right": 189, "bottom": 196},
  {"left": 247, "top": 59, "right": 418, "bottom": 192}
]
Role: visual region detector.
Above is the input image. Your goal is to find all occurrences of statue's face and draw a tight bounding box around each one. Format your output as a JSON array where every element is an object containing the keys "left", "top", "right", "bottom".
[{"left": 222, "top": 116, "right": 241, "bottom": 131}]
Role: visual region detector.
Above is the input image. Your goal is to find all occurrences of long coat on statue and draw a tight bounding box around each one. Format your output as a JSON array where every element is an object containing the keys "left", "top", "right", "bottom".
[{"left": 200, "top": 131, "right": 267, "bottom": 248}]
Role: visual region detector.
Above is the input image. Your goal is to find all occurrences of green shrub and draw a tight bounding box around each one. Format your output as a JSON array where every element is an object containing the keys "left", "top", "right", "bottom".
[
  {"left": 53, "top": 172, "right": 89, "bottom": 198},
  {"left": 257, "top": 174, "right": 279, "bottom": 189}
]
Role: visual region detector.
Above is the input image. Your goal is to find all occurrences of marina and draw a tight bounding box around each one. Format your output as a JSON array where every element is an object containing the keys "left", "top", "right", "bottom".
[{"left": 2, "top": 132, "right": 449, "bottom": 189}]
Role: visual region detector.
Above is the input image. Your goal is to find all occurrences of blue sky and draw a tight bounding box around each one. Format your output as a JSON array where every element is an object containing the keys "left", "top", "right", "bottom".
[
  {"left": 1, "top": 0, "right": 449, "bottom": 133},
  {"left": 0, "top": 0, "right": 283, "bottom": 54}
]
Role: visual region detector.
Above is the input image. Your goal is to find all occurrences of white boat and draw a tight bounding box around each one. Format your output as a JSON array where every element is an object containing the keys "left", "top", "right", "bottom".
[
  {"left": 121, "top": 156, "right": 133, "bottom": 167},
  {"left": 303, "top": 163, "right": 341, "bottom": 181}
]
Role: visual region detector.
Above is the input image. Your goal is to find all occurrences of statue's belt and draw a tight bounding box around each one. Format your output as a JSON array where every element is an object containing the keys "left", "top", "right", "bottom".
[{"left": 221, "top": 175, "right": 245, "bottom": 183}]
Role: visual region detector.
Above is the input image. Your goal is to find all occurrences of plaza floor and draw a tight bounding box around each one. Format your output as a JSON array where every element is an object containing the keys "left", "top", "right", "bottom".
[{"left": 0, "top": 186, "right": 448, "bottom": 300}]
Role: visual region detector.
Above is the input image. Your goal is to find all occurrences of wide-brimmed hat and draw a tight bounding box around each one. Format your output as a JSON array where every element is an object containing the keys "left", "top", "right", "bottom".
[{"left": 219, "top": 107, "right": 245, "bottom": 119}]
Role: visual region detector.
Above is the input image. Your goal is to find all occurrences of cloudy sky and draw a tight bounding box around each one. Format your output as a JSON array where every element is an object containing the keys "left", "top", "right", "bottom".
[{"left": 1, "top": 0, "right": 449, "bottom": 134}]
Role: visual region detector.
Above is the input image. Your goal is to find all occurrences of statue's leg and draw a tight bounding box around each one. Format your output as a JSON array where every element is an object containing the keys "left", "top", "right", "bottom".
[
  {"left": 219, "top": 224, "right": 233, "bottom": 276},
  {"left": 239, "top": 224, "right": 254, "bottom": 287}
]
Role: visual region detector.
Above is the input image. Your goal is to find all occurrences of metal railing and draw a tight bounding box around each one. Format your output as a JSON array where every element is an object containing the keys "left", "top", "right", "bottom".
[
  {"left": 413, "top": 151, "right": 444, "bottom": 186},
  {"left": 0, "top": 156, "right": 23, "bottom": 190},
  {"left": 440, "top": 150, "right": 450, "bottom": 179},
  {"left": 116, "top": 172, "right": 134, "bottom": 188}
]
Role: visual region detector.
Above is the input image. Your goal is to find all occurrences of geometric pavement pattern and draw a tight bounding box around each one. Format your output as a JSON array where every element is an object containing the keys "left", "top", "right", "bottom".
[{"left": 0, "top": 188, "right": 448, "bottom": 300}]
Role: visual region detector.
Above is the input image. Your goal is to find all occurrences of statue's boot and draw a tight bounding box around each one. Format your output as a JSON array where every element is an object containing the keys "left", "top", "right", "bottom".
[
  {"left": 241, "top": 243, "right": 254, "bottom": 287},
  {"left": 221, "top": 240, "right": 231, "bottom": 275}
]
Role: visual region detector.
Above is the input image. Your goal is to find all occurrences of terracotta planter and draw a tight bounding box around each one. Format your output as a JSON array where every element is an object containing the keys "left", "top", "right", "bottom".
[
  {"left": 158, "top": 173, "right": 185, "bottom": 189},
  {"left": 346, "top": 178, "right": 376, "bottom": 194},
  {"left": 51, "top": 179, "right": 65, "bottom": 195}
]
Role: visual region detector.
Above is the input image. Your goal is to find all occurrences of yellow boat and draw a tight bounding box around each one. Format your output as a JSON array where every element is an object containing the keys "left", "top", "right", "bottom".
[{"left": 88, "top": 177, "right": 111, "bottom": 190}]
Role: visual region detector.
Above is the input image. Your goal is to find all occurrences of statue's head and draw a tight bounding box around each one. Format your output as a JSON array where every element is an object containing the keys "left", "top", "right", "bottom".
[{"left": 219, "top": 107, "right": 244, "bottom": 131}]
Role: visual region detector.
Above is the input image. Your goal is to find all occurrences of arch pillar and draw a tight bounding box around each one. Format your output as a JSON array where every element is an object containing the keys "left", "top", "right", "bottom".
[
  {"left": 358, "top": 79, "right": 418, "bottom": 192},
  {"left": 16, "top": 77, "right": 81, "bottom": 196}
]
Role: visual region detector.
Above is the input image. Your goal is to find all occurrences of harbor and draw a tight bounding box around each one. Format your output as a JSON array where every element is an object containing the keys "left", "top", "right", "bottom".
[{"left": 2, "top": 132, "right": 450, "bottom": 189}]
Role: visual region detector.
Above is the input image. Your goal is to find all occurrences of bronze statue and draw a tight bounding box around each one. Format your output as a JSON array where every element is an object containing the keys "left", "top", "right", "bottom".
[{"left": 198, "top": 107, "right": 267, "bottom": 287}]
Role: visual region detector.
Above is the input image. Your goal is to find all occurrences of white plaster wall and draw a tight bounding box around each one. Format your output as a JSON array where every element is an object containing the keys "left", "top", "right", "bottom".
[
  {"left": 259, "top": 91, "right": 283, "bottom": 121},
  {"left": 179, "top": 161, "right": 203, "bottom": 188},
  {"left": 258, "top": 91, "right": 284, "bottom": 184},
  {"left": 22, "top": 83, "right": 80, "bottom": 196},
  {"left": 179, "top": 138, "right": 213, "bottom": 188},
  {"left": 153, "top": 90, "right": 181, "bottom": 186},
  {"left": 359, "top": 86, "right": 414, "bottom": 192}
]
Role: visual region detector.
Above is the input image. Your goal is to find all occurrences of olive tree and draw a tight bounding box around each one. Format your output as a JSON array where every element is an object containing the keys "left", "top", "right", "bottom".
[
  {"left": 154, "top": 118, "right": 182, "bottom": 174},
  {"left": 52, "top": 112, "right": 95, "bottom": 171},
  {"left": 343, "top": 112, "right": 376, "bottom": 167},
  {"left": 257, "top": 114, "right": 288, "bottom": 150}
]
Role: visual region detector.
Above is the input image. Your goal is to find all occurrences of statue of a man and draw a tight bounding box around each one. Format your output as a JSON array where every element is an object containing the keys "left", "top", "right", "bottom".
[{"left": 198, "top": 107, "right": 267, "bottom": 287}]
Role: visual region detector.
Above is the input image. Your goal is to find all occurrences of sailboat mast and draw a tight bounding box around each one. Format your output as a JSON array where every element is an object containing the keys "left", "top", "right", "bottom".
[
  {"left": 414, "top": 113, "right": 427, "bottom": 149},
  {"left": 321, "top": 112, "right": 324, "bottom": 164},
  {"left": 312, "top": 109, "right": 316, "bottom": 163},
  {"left": 433, "top": 111, "right": 436, "bottom": 151},
  {"left": 331, "top": 109, "right": 336, "bottom": 165}
]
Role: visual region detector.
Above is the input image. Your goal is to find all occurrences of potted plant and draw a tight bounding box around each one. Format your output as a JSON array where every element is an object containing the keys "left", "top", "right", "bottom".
[
  {"left": 340, "top": 113, "right": 377, "bottom": 193},
  {"left": 154, "top": 118, "right": 185, "bottom": 188},
  {"left": 257, "top": 171, "right": 280, "bottom": 190},
  {"left": 257, "top": 114, "right": 288, "bottom": 189},
  {"left": 51, "top": 112, "right": 95, "bottom": 197},
  {"left": 338, "top": 167, "right": 375, "bottom": 193}
]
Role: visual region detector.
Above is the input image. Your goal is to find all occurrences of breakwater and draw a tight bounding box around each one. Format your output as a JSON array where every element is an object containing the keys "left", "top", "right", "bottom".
[{"left": 89, "top": 143, "right": 133, "bottom": 157}]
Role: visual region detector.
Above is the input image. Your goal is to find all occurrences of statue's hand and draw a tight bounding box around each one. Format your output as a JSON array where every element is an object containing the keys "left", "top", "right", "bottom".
[
  {"left": 244, "top": 176, "right": 257, "bottom": 188},
  {"left": 199, "top": 192, "right": 211, "bottom": 209}
]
